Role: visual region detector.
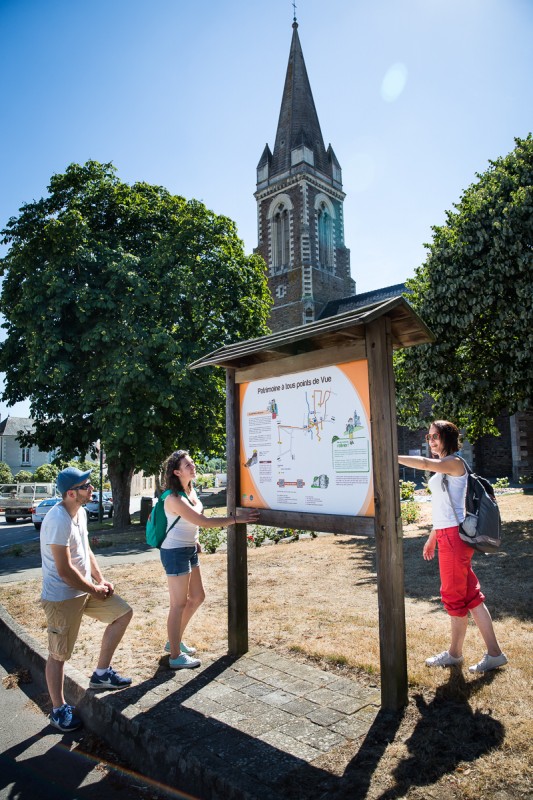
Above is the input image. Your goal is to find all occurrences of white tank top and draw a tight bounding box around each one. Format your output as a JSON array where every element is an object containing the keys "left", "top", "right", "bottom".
[
  {"left": 160, "top": 491, "right": 202, "bottom": 549},
  {"left": 429, "top": 462, "right": 467, "bottom": 530}
]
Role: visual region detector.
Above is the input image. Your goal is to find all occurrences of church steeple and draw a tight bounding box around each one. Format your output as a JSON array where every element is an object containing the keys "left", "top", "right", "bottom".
[
  {"left": 254, "top": 21, "right": 354, "bottom": 332},
  {"left": 270, "top": 22, "right": 329, "bottom": 178}
]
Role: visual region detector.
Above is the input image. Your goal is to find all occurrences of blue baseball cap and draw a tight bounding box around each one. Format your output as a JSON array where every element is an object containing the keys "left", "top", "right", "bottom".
[{"left": 57, "top": 467, "right": 92, "bottom": 494}]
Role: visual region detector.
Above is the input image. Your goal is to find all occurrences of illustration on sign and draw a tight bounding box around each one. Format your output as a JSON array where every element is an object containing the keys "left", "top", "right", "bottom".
[{"left": 239, "top": 361, "right": 373, "bottom": 517}]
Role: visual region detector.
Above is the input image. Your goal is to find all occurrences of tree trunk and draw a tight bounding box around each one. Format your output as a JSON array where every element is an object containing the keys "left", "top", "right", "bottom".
[{"left": 107, "top": 459, "right": 134, "bottom": 529}]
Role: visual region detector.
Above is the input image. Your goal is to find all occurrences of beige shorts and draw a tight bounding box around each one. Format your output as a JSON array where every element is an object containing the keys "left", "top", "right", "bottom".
[{"left": 41, "top": 592, "right": 132, "bottom": 661}]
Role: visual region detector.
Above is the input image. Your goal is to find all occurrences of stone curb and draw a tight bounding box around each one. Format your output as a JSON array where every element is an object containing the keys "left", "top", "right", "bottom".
[{"left": 0, "top": 604, "right": 308, "bottom": 799}]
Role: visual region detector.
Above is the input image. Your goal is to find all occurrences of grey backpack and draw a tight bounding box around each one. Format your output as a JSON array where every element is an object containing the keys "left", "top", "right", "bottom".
[{"left": 442, "top": 456, "right": 502, "bottom": 553}]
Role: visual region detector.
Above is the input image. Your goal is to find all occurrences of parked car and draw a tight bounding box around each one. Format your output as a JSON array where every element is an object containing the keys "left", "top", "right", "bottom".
[
  {"left": 31, "top": 497, "right": 62, "bottom": 530},
  {"left": 84, "top": 491, "right": 113, "bottom": 520}
]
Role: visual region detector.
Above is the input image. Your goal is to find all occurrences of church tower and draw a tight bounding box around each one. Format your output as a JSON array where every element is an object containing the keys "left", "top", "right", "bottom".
[{"left": 255, "top": 20, "right": 355, "bottom": 332}]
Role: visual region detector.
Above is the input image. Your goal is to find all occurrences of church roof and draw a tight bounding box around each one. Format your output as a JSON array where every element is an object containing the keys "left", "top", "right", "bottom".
[
  {"left": 318, "top": 283, "right": 409, "bottom": 319},
  {"left": 256, "top": 143, "right": 272, "bottom": 170},
  {"left": 270, "top": 22, "right": 330, "bottom": 177},
  {"left": 189, "top": 296, "right": 433, "bottom": 373}
]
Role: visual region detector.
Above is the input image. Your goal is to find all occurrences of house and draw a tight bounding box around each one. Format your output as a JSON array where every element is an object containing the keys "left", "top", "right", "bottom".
[{"left": 0, "top": 416, "right": 56, "bottom": 477}]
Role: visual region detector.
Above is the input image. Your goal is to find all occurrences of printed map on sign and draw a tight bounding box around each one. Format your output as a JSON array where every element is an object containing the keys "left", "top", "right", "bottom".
[{"left": 239, "top": 362, "right": 373, "bottom": 517}]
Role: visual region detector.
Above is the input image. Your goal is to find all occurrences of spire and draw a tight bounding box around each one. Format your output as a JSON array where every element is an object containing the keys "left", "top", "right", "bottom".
[{"left": 270, "top": 22, "right": 329, "bottom": 177}]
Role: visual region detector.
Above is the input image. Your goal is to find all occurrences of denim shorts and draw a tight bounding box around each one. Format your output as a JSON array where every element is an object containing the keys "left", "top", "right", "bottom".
[{"left": 160, "top": 546, "right": 199, "bottom": 577}]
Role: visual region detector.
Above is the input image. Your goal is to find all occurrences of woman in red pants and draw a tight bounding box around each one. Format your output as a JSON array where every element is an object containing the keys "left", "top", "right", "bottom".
[{"left": 398, "top": 420, "right": 507, "bottom": 673}]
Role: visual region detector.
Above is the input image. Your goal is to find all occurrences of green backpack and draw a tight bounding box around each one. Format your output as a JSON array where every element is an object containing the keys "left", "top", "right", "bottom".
[{"left": 145, "top": 490, "right": 180, "bottom": 548}]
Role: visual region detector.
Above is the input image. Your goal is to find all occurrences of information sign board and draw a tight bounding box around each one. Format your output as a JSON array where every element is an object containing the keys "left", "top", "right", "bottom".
[{"left": 239, "top": 360, "right": 373, "bottom": 516}]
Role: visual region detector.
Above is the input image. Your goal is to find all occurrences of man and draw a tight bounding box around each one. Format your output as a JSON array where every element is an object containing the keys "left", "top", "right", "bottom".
[{"left": 40, "top": 466, "right": 133, "bottom": 732}]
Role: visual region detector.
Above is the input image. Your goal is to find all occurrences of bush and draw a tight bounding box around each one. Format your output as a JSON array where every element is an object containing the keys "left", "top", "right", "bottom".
[
  {"left": 195, "top": 474, "right": 215, "bottom": 490},
  {"left": 401, "top": 500, "right": 420, "bottom": 524},
  {"left": 199, "top": 526, "right": 226, "bottom": 554},
  {"left": 399, "top": 480, "right": 416, "bottom": 500},
  {"left": 33, "top": 463, "right": 59, "bottom": 482},
  {"left": 493, "top": 477, "right": 510, "bottom": 490},
  {"left": 14, "top": 470, "right": 33, "bottom": 483},
  {"left": 0, "top": 461, "right": 14, "bottom": 484}
]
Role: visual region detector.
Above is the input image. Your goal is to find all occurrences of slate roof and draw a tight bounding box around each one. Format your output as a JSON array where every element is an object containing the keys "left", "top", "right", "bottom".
[
  {"left": 0, "top": 416, "right": 35, "bottom": 437},
  {"left": 318, "top": 283, "right": 409, "bottom": 320}
]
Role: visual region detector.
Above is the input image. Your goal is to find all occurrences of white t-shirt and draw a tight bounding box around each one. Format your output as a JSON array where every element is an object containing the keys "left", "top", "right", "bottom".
[
  {"left": 429, "top": 465, "right": 468, "bottom": 531},
  {"left": 40, "top": 502, "right": 91, "bottom": 601}
]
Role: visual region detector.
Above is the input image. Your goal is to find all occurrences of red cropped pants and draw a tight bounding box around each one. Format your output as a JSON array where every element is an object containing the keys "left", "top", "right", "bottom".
[{"left": 436, "top": 526, "right": 485, "bottom": 617}]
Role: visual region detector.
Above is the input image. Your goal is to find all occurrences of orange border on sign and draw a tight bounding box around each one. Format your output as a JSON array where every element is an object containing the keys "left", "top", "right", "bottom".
[{"left": 239, "top": 360, "right": 374, "bottom": 516}]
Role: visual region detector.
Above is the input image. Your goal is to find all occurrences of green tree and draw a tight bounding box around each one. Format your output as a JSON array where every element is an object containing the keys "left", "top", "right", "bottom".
[
  {"left": 33, "top": 463, "right": 59, "bottom": 483},
  {"left": 0, "top": 462, "right": 14, "bottom": 484},
  {"left": 395, "top": 135, "right": 533, "bottom": 440},
  {"left": 14, "top": 470, "right": 33, "bottom": 483},
  {"left": 0, "top": 161, "right": 271, "bottom": 526}
]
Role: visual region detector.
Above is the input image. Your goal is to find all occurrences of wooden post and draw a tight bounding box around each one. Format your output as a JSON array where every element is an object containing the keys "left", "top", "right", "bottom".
[
  {"left": 226, "top": 368, "right": 248, "bottom": 655},
  {"left": 366, "top": 317, "right": 408, "bottom": 710}
]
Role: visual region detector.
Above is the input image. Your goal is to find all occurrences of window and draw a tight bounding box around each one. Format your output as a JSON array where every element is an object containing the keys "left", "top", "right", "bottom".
[
  {"left": 275, "top": 285, "right": 287, "bottom": 299},
  {"left": 318, "top": 203, "right": 333, "bottom": 269},
  {"left": 272, "top": 204, "right": 290, "bottom": 271},
  {"left": 21, "top": 447, "right": 32, "bottom": 465}
]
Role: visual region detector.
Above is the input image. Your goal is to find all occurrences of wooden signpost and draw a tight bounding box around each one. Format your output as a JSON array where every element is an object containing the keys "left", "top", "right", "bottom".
[{"left": 190, "top": 296, "right": 433, "bottom": 711}]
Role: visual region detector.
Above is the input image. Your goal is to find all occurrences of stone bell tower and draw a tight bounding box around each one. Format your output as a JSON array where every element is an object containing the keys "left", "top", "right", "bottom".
[{"left": 254, "top": 20, "right": 355, "bottom": 333}]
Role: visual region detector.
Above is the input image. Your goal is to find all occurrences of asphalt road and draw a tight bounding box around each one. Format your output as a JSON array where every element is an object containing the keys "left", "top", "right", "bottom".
[
  {"left": 0, "top": 496, "right": 145, "bottom": 551},
  {"left": 0, "top": 646, "right": 186, "bottom": 800}
]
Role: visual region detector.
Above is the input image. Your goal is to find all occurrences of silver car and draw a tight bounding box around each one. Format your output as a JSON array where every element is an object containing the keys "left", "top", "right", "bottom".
[
  {"left": 32, "top": 497, "right": 62, "bottom": 530},
  {"left": 84, "top": 491, "right": 113, "bottom": 520}
]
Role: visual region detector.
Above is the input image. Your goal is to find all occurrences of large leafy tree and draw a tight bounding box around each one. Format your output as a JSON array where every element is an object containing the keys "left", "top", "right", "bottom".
[
  {"left": 0, "top": 161, "right": 271, "bottom": 525},
  {"left": 395, "top": 135, "right": 533, "bottom": 440}
]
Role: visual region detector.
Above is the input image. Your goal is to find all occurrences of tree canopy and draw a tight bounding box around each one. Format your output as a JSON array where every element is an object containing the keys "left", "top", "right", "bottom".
[
  {"left": 395, "top": 135, "right": 533, "bottom": 440},
  {"left": 0, "top": 161, "right": 271, "bottom": 523}
]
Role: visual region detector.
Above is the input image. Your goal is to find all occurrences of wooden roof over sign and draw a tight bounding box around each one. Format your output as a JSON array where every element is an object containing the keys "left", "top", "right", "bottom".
[{"left": 189, "top": 296, "right": 434, "bottom": 372}]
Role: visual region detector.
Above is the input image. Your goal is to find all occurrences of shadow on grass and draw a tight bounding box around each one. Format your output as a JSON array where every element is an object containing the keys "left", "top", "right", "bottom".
[
  {"left": 336, "top": 517, "right": 533, "bottom": 621},
  {"left": 326, "top": 668, "right": 503, "bottom": 800},
  {"left": 376, "top": 669, "right": 504, "bottom": 800}
]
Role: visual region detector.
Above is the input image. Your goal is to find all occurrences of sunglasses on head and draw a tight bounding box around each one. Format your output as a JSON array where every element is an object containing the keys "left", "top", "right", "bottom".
[{"left": 425, "top": 433, "right": 440, "bottom": 442}]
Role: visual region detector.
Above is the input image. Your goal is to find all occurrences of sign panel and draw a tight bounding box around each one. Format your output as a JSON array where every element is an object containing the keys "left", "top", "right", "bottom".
[{"left": 239, "top": 361, "right": 374, "bottom": 516}]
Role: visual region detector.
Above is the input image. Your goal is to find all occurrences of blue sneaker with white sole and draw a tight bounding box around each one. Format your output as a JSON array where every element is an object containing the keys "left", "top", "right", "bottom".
[
  {"left": 89, "top": 667, "right": 132, "bottom": 690},
  {"left": 49, "top": 703, "right": 82, "bottom": 731}
]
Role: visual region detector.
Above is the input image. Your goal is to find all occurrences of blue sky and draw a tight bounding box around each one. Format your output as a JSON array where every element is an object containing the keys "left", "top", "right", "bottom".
[{"left": 1, "top": 0, "right": 531, "bottom": 420}]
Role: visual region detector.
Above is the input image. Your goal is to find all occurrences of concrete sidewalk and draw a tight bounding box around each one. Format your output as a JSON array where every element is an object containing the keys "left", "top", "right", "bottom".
[{"left": 0, "top": 602, "right": 384, "bottom": 800}]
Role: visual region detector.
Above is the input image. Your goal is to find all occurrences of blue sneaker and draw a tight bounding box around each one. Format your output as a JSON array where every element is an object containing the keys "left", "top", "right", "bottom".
[
  {"left": 89, "top": 667, "right": 132, "bottom": 690},
  {"left": 49, "top": 703, "right": 82, "bottom": 732},
  {"left": 164, "top": 641, "right": 197, "bottom": 655}
]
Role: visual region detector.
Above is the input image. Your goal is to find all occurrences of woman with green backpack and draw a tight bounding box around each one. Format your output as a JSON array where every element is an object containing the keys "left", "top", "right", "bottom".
[{"left": 160, "top": 450, "right": 259, "bottom": 669}]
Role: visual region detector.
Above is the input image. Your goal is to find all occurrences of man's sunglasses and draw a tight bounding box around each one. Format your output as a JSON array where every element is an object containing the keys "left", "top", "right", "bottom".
[{"left": 74, "top": 482, "right": 93, "bottom": 491}]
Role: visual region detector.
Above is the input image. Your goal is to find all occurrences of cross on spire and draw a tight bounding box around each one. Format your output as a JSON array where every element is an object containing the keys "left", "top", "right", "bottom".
[{"left": 292, "top": 1, "right": 297, "bottom": 23}]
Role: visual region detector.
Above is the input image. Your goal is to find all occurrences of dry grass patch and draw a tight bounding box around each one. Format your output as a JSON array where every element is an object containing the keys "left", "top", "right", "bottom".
[{"left": 1, "top": 494, "right": 532, "bottom": 799}]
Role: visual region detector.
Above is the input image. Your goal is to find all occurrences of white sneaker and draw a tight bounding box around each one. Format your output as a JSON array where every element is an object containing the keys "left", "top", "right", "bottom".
[
  {"left": 425, "top": 650, "right": 464, "bottom": 667},
  {"left": 468, "top": 652, "right": 508, "bottom": 673},
  {"left": 169, "top": 653, "right": 201, "bottom": 670}
]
